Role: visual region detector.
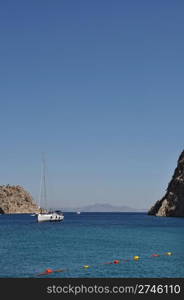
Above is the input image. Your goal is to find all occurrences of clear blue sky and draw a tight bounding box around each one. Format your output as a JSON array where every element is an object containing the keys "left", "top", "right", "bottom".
[{"left": 0, "top": 0, "right": 184, "bottom": 209}]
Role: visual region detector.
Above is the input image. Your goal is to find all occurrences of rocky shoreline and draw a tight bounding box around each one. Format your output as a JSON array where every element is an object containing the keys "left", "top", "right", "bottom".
[
  {"left": 148, "top": 150, "right": 184, "bottom": 217},
  {"left": 0, "top": 185, "right": 41, "bottom": 214}
]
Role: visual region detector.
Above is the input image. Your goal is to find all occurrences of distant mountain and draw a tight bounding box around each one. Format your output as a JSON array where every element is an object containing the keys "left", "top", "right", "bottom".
[{"left": 58, "top": 203, "right": 146, "bottom": 212}]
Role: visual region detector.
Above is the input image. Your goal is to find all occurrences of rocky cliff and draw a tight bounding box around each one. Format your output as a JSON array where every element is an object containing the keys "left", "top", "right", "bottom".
[
  {"left": 148, "top": 150, "right": 184, "bottom": 217},
  {"left": 0, "top": 185, "right": 41, "bottom": 214}
]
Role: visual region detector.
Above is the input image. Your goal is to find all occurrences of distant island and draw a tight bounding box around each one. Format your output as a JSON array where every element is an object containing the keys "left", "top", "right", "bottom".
[
  {"left": 60, "top": 203, "right": 146, "bottom": 213},
  {"left": 148, "top": 149, "right": 184, "bottom": 217},
  {"left": 0, "top": 185, "right": 40, "bottom": 214}
]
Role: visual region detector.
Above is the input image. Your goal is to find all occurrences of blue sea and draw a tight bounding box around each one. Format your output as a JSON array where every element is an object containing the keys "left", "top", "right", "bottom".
[{"left": 0, "top": 212, "right": 184, "bottom": 278}]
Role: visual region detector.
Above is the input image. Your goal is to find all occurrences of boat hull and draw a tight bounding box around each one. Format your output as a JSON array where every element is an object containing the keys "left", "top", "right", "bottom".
[{"left": 37, "top": 213, "right": 64, "bottom": 222}]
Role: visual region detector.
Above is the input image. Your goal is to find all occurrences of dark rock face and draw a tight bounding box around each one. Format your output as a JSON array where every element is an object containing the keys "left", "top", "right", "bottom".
[
  {"left": 148, "top": 150, "right": 184, "bottom": 217},
  {"left": 0, "top": 185, "right": 41, "bottom": 214},
  {"left": 0, "top": 207, "right": 4, "bottom": 214}
]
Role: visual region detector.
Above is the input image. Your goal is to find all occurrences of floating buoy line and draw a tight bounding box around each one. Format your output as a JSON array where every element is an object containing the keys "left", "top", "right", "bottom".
[{"left": 36, "top": 252, "right": 174, "bottom": 276}]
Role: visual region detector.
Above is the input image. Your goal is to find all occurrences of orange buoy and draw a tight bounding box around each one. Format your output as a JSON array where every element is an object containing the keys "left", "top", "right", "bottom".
[
  {"left": 37, "top": 268, "right": 54, "bottom": 276},
  {"left": 152, "top": 254, "right": 160, "bottom": 257},
  {"left": 46, "top": 268, "right": 53, "bottom": 274},
  {"left": 114, "top": 260, "right": 120, "bottom": 264}
]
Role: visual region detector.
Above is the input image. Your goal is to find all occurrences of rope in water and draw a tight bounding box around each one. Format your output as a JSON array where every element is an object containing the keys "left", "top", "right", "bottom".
[{"left": 36, "top": 251, "right": 174, "bottom": 276}]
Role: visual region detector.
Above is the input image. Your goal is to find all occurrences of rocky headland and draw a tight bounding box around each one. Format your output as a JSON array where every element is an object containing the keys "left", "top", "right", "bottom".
[
  {"left": 148, "top": 150, "right": 184, "bottom": 217},
  {"left": 0, "top": 185, "right": 41, "bottom": 214}
]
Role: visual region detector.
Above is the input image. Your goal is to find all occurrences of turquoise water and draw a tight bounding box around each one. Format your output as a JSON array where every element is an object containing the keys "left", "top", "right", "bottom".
[{"left": 0, "top": 212, "right": 184, "bottom": 278}]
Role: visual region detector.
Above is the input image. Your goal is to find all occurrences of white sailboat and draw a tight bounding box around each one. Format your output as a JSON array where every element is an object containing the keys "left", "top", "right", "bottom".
[
  {"left": 37, "top": 210, "right": 64, "bottom": 222},
  {"left": 37, "top": 155, "right": 64, "bottom": 222}
]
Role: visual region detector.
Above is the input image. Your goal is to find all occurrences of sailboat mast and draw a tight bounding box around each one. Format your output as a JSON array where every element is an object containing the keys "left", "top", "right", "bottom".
[
  {"left": 42, "top": 154, "right": 47, "bottom": 211},
  {"left": 38, "top": 153, "right": 47, "bottom": 211},
  {"left": 38, "top": 162, "right": 43, "bottom": 209}
]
